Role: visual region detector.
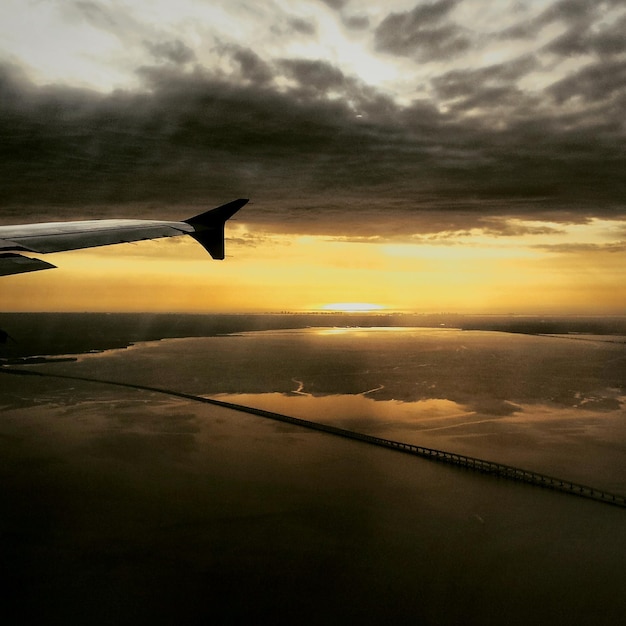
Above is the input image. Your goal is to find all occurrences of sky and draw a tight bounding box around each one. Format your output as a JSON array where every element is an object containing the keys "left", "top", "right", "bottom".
[{"left": 1, "top": 0, "right": 625, "bottom": 313}]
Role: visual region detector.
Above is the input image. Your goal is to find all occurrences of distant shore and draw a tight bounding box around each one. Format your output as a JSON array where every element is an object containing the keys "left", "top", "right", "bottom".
[{"left": 2, "top": 311, "right": 625, "bottom": 360}]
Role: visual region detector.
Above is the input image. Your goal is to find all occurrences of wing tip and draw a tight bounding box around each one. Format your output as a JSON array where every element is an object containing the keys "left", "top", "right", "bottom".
[
  {"left": 185, "top": 198, "right": 249, "bottom": 226},
  {"left": 0, "top": 253, "right": 57, "bottom": 276},
  {"left": 184, "top": 198, "right": 249, "bottom": 260}
]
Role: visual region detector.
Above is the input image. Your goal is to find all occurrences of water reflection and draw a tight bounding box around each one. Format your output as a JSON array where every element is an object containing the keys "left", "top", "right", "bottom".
[
  {"left": 212, "top": 389, "right": 626, "bottom": 491},
  {"left": 213, "top": 391, "right": 472, "bottom": 436},
  {"left": 25, "top": 325, "right": 626, "bottom": 489},
  {"left": 312, "top": 326, "right": 445, "bottom": 336}
]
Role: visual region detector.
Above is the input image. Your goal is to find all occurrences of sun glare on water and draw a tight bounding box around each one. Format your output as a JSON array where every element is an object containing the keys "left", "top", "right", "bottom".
[{"left": 321, "top": 302, "right": 386, "bottom": 313}]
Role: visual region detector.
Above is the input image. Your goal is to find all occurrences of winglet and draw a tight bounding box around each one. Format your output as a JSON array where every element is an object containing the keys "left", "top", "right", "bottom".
[{"left": 184, "top": 198, "right": 248, "bottom": 260}]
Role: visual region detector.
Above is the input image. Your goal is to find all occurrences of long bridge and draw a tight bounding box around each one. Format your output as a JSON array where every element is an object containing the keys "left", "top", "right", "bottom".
[
  {"left": 4, "top": 365, "right": 626, "bottom": 509},
  {"left": 198, "top": 394, "right": 626, "bottom": 509}
]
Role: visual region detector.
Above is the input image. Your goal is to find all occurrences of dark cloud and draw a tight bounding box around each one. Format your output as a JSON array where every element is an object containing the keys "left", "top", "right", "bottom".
[
  {"left": 502, "top": 0, "right": 596, "bottom": 39},
  {"left": 534, "top": 242, "right": 626, "bottom": 254},
  {"left": 374, "top": 0, "right": 471, "bottom": 61},
  {"left": 329, "top": 214, "right": 567, "bottom": 243},
  {"left": 395, "top": 0, "right": 459, "bottom": 24},
  {"left": 1, "top": 42, "right": 625, "bottom": 238},
  {"left": 317, "top": 0, "right": 369, "bottom": 29},
  {"left": 286, "top": 17, "right": 317, "bottom": 36},
  {"left": 540, "top": 0, "right": 598, "bottom": 23},
  {"left": 220, "top": 45, "right": 274, "bottom": 84},
  {"left": 477, "top": 219, "right": 564, "bottom": 238},
  {"left": 319, "top": 0, "right": 350, "bottom": 10},
  {"left": 546, "top": 14, "right": 626, "bottom": 57},
  {"left": 502, "top": 0, "right": 626, "bottom": 59},
  {"left": 432, "top": 56, "right": 539, "bottom": 116},
  {"left": 548, "top": 58, "right": 626, "bottom": 103},
  {"left": 278, "top": 59, "right": 349, "bottom": 94},
  {"left": 342, "top": 15, "right": 370, "bottom": 30},
  {"left": 145, "top": 40, "right": 196, "bottom": 65}
]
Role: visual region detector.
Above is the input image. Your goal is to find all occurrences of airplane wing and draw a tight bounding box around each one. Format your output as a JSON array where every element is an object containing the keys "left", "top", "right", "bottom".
[{"left": 0, "top": 198, "right": 248, "bottom": 277}]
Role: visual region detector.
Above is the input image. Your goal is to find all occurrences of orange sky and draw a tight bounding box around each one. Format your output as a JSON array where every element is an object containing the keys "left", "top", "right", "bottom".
[{"left": 3, "top": 217, "right": 624, "bottom": 314}]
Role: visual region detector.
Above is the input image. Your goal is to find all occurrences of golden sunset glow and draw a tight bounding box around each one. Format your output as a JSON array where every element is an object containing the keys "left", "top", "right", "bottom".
[
  {"left": 3, "top": 219, "right": 624, "bottom": 314},
  {"left": 321, "top": 302, "right": 386, "bottom": 313}
]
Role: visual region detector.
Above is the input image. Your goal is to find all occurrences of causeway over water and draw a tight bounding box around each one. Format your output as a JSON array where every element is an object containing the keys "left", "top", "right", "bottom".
[{"left": 4, "top": 366, "right": 625, "bottom": 510}]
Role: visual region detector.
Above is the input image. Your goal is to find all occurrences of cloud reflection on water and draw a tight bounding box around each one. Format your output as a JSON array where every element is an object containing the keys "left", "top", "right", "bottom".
[
  {"left": 212, "top": 391, "right": 473, "bottom": 436},
  {"left": 211, "top": 387, "right": 626, "bottom": 492},
  {"left": 29, "top": 326, "right": 626, "bottom": 489}
]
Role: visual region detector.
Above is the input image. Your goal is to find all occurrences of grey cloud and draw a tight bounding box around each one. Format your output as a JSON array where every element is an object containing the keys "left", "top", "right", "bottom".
[
  {"left": 71, "top": 0, "right": 123, "bottom": 31},
  {"left": 1, "top": 52, "right": 625, "bottom": 238},
  {"left": 250, "top": 201, "right": 597, "bottom": 241},
  {"left": 545, "top": 26, "right": 594, "bottom": 57},
  {"left": 377, "top": 23, "right": 471, "bottom": 61},
  {"left": 590, "top": 14, "right": 626, "bottom": 56},
  {"left": 548, "top": 58, "right": 626, "bottom": 103},
  {"left": 534, "top": 242, "right": 626, "bottom": 254},
  {"left": 374, "top": 1, "right": 471, "bottom": 61},
  {"left": 430, "top": 55, "right": 545, "bottom": 126},
  {"left": 549, "top": 0, "right": 626, "bottom": 24},
  {"left": 503, "top": 0, "right": 598, "bottom": 38},
  {"left": 333, "top": 217, "right": 565, "bottom": 243},
  {"left": 343, "top": 15, "right": 370, "bottom": 30},
  {"left": 221, "top": 45, "right": 274, "bottom": 84},
  {"left": 502, "top": 0, "right": 626, "bottom": 60},
  {"left": 392, "top": 0, "right": 459, "bottom": 25},
  {"left": 428, "top": 48, "right": 625, "bottom": 155},
  {"left": 539, "top": 0, "right": 598, "bottom": 23},
  {"left": 432, "top": 56, "right": 538, "bottom": 101},
  {"left": 319, "top": 0, "right": 349, "bottom": 10},
  {"left": 286, "top": 17, "right": 317, "bottom": 36},
  {"left": 546, "top": 13, "right": 626, "bottom": 57},
  {"left": 278, "top": 59, "right": 349, "bottom": 94},
  {"left": 477, "top": 219, "right": 564, "bottom": 238},
  {"left": 66, "top": 0, "right": 147, "bottom": 44},
  {"left": 317, "top": 0, "right": 368, "bottom": 29},
  {"left": 145, "top": 40, "right": 196, "bottom": 65}
]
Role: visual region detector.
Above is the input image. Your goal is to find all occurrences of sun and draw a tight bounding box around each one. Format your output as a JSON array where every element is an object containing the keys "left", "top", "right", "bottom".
[{"left": 321, "top": 302, "right": 386, "bottom": 313}]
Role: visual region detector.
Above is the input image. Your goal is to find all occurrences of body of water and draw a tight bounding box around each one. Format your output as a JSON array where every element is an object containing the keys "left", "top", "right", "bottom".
[{"left": 2, "top": 325, "right": 626, "bottom": 624}]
